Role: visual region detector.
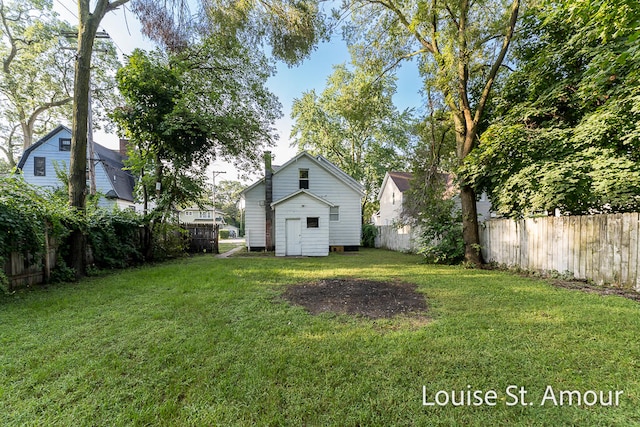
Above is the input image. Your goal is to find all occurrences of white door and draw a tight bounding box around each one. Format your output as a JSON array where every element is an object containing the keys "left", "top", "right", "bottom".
[{"left": 286, "top": 219, "right": 302, "bottom": 256}]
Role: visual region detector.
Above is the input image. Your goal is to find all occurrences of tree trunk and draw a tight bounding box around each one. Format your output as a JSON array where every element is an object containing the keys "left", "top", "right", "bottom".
[
  {"left": 68, "top": 8, "right": 99, "bottom": 279},
  {"left": 460, "top": 183, "right": 483, "bottom": 265}
]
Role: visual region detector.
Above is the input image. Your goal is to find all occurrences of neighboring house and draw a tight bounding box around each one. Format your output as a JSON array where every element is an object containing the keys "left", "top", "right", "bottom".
[
  {"left": 178, "top": 205, "right": 226, "bottom": 225},
  {"left": 374, "top": 171, "right": 413, "bottom": 227},
  {"left": 16, "top": 125, "right": 136, "bottom": 210},
  {"left": 241, "top": 151, "right": 364, "bottom": 256},
  {"left": 374, "top": 171, "right": 493, "bottom": 252}
]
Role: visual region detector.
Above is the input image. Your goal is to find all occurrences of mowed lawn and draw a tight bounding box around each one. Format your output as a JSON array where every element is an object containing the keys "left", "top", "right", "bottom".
[{"left": 1, "top": 249, "right": 640, "bottom": 426}]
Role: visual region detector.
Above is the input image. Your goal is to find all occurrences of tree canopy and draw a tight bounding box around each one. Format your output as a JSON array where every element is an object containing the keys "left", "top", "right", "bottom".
[
  {"left": 463, "top": 0, "right": 640, "bottom": 217},
  {"left": 112, "top": 37, "right": 281, "bottom": 217},
  {"left": 0, "top": 0, "right": 119, "bottom": 167},
  {"left": 343, "top": 0, "right": 520, "bottom": 264},
  {"left": 290, "top": 62, "right": 413, "bottom": 220}
]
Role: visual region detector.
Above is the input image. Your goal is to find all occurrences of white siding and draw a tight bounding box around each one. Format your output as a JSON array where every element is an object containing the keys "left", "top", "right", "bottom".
[
  {"left": 272, "top": 156, "right": 362, "bottom": 247},
  {"left": 378, "top": 177, "right": 403, "bottom": 225},
  {"left": 274, "top": 192, "right": 330, "bottom": 256},
  {"left": 243, "top": 181, "right": 266, "bottom": 249}
]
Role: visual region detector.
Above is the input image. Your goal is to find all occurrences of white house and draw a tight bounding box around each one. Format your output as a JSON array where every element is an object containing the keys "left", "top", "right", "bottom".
[
  {"left": 178, "top": 205, "right": 226, "bottom": 225},
  {"left": 241, "top": 151, "right": 364, "bottom": 256},
  {"left": 16, "top": 125, "right": 136, "bottom": 210},
  {"left": 374, "top": 171, "right": 493, "bottom": 252}
]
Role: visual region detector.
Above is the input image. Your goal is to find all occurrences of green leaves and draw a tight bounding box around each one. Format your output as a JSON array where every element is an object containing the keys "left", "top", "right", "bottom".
[
  {"left": 113, "top": 37, "right": 281, "bottom": 217},
  {"left": 290, "top": 62, "right": 413, "bottom": 219},
  {"left": 469, "top": 0, "right": 640, "bottom": 218}
]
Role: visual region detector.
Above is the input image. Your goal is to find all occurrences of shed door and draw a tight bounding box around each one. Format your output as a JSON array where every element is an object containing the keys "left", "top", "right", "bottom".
[{"left": 286, "top": 219, "right": 302, "bottom": 256}]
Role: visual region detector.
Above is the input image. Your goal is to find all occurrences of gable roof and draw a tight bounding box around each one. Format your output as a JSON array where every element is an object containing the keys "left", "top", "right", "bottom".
[
  {"left": 388, "top": 171, "right": 413, "bottom": 193},
  {"left": 274, "top": 151, "right": 364, "bottom": 194},
  {"left": 241, "top": 151, "right": 365, "bottom": 196},
  {"left": 16, "top": 124, "right": 135, "bottom": 202},
  {"left": 16, "top": 124, "right": 70, "bottom": 170},
  {"left": 271, "top": 189, "right": 335, "bottom": 208}
]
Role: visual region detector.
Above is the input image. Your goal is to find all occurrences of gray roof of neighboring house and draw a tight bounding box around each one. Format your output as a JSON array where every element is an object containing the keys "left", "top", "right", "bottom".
[
  {"left": 94, "top": 142, "right": 135, "bottom": 202},
  {"left": 388, "top": 171, "right": 413, "bottom": 193},
  {"left": 17, "top": 124, "right": 135, "bottom": 202}
]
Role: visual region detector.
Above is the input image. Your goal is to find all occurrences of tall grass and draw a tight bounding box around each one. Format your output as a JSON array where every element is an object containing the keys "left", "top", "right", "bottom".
[{"left": 1, "top": 249, "right": 639, "bottom": 426}]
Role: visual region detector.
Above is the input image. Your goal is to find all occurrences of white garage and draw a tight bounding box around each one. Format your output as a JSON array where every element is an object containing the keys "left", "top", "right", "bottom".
[{"left": 272, "top": 190, "right": 333, "bottom": 257}]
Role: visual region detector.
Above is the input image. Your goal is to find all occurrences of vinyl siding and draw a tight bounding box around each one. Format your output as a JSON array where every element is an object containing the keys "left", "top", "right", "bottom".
[
  {"left": 243, "top": 181, "right": 266, "bottom": 248},
  {"left": 274, "top": 193, "right": 329, "bottom": 256},
  {"left": 272, "top": 156, "right": 362, "bottom": 246},
  {"left": 378, "top": 177, "right": 403, "bottom": 225},
  {"left": 19, "top": 127, "right": 72, "bottom": 191}
]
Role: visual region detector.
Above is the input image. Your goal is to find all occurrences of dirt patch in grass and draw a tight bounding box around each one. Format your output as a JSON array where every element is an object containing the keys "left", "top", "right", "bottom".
[{"left": 282, "top": 279, "right": 428, "bottom": 319}]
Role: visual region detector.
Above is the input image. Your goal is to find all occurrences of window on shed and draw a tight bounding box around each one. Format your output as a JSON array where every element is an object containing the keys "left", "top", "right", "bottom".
[
  {"left": 299, "top": 169, "right": 309, "bottom": 189},
  {"left": 330, "top": 206, "right": 339, "bottom": 221},
  {"left": 59, "top": 138, "right": 71, "bottom": 151},
  {"left": 306, "top": 217, "right": 319, "bottom": 228},
  {"left": 34, "top": 157, "right": 46, "bottom": 176}
]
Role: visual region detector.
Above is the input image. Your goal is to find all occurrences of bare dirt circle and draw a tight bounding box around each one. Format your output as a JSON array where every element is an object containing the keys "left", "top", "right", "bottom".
[{"left": 281, "top": 278, "right": 428, "bottom": 319}]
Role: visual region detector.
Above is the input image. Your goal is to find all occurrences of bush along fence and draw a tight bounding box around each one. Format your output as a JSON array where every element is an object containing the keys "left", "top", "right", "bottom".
[
  {"left": 0, "top": 178, "right": 189, "bottom": 292},
  {"left": 480, "top": 213, "right": 640, "bottom": 290}
]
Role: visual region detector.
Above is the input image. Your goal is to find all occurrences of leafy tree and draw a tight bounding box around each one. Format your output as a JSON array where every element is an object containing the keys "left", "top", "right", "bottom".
[
  {"left": 66, "top": 0, "right": 328, "bottom": 277},
  {"left": 214, "top": 180, "right": 245, "bottom": 228},
  {"left": 463, "top": 0, "right": 640, "bottom": 217},
  {"left": 291, "top": 63, "right": 413, "bottom": 221},
  {"left": 0, "top": 0, "right": 119, "bottom": 168},
  {"left": 112, "top": 38, "right": 281, "bottom": 219},
  {"left": 344, "top": 0, "right": 521, "bottom": 265}
]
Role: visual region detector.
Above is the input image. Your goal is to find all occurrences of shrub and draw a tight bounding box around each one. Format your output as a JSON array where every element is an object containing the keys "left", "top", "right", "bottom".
[
  {"left": 151, "top": 222, "right": 188, "bottom": 260},
  {"left": 415, "top": 199, "right": 464, "bottom": 265},
  {"left": 87, "top": 208, "right": 144, "bottom": 269},
  {"left": 219, "top": 229, "right": 230, "bottom": 240},
  {"left": 361, "top": 224, "right": 378, "bottom": 248}
]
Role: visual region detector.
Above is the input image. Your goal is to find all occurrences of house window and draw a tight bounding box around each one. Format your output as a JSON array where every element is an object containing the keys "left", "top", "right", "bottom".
[
  {"left": 307, "top": 217, "right": 319, "bottom": 228},
  {"left": 34, "top": 157, "right": 46, "bottom": 176},
  {"left": 59, "top": 138, "right": 71, "bottom": 151},
  {"left": 299, "top": 169, "right": 309, "bottom": 189},
  {"left": 199, "top": 211, "right": 212, "bottom": 219},
  {"left": 392, "top": 191, "right": 396, "bottom": 205},
  {"left": 330, "top": 206, "right": 339, "bottom": 221}
]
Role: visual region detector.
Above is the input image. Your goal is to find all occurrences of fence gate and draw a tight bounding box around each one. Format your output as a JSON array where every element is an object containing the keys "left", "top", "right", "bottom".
[{"left": 184, "top": 224, "right": 217, "bottom": 253}]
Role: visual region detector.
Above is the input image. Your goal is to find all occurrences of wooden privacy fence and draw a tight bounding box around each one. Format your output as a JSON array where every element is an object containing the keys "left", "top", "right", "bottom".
[
  {"left": 375, "top": 225, "right": 420, "bottom": 253},
  {"left": 480, "top": 213, "right": 640, "bottom": 289}
]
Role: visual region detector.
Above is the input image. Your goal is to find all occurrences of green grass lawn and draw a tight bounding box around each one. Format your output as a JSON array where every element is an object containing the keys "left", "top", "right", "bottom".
[{"left": 2, "top": 249, "right": 640, "bottom": 426}]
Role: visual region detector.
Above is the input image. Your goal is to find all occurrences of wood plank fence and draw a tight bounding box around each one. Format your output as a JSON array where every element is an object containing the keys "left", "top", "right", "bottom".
[
  {"left": 481, "top": 213, "right": 640, "bottom": 289},
  {"left": 375, "top": 225, "right": 420, "bottom": 253}
]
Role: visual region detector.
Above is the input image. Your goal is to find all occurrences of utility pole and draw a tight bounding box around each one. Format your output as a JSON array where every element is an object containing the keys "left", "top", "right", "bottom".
[
  {"left": 212, "top": 170, "right": 226, "bottom": 254},
  {"left": 62, "top": 31, "right": 110, "bottom": 197}
]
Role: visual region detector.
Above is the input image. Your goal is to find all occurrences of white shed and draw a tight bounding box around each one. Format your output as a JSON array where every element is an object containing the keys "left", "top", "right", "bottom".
[
  {"left": 241, "top": 151, "right": 364, "bottom": 255},
  {"left": 272, "top": 190, "right": 333, "bottom": 256}
]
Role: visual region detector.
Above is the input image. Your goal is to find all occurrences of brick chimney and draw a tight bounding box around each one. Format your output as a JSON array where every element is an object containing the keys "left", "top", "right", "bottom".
[
  {"left": 119, "top": 138, "right": 129, "bottom": 156},
  {"left": 264, "top": 151, "right": 274, "bottom": 251}
]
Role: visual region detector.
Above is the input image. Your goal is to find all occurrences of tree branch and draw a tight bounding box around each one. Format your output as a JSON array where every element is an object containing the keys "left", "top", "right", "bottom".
[
  {"left": 473, "top": 0, "right": 519, "bottom": 126},
  {"left": 363, "top": 0, "right": 435, "bottom": 53}
]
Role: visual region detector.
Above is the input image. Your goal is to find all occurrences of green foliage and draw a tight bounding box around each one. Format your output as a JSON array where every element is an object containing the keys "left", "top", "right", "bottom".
[
  {"left": 416, "top": 199, "right": 464, "bottom": 265},
  {"left": 151, "top": 222, "right": 189, "bottom": 261},
  {"left": 213, "top": 180, "right": 244, "bottom": 228},
  {"left": 361, "top": 223, "right": 377, "bottom": 248},
  {"left": 465, "top": 0, "right": 640, "bottom": 217},
  {"left": 290, "top": 62, "right": 413, "bottom": 220},
  {"left": 112, "top": 37, "right": 281, "bottom": 218},
  {"left": 0, "top": 177, "right": 76, "bottom": 289},
  {"left": 0, "top": 0, "right": 120, "bottom": 166},
  {"left": 219, "top": 229, "right": 230, "bottom": 240},
  {"left": 86, "top": 209, "right": 144, "bottom": 269}
]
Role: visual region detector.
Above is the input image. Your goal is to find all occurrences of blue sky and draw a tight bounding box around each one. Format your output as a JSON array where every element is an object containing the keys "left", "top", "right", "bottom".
[{"left": 53, "top": 2, "right": 424, "bottom": 183}]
